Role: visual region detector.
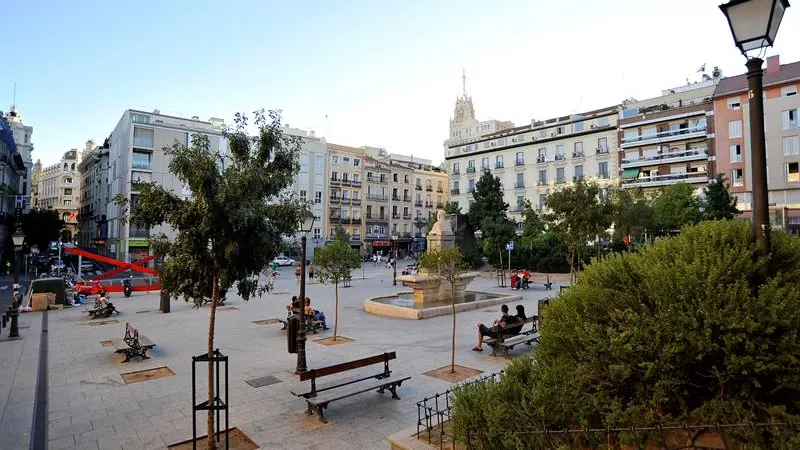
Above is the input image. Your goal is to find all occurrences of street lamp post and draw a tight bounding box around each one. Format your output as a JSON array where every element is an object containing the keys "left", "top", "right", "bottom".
[
  {"left": 720, "top": 0, "right": 791, "bottom": 257},
  {"left": 295, "top": 212, "right": 316, "bottom": 374},
  {"left": 9, "top": 228, "right": 25, "bottom": 338},
  {"left": 391, "top": 235, "right": 399, "bottom": 286}
]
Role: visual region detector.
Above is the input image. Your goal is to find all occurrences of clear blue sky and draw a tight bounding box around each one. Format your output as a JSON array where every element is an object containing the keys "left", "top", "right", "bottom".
[{"left": 5, "top": 0, "right": 800, "bottom": 167}]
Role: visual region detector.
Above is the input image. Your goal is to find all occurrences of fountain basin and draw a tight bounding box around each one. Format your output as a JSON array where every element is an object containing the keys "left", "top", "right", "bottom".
[{"left": 364, "top": 291, "right": 521, "bottom": 320}]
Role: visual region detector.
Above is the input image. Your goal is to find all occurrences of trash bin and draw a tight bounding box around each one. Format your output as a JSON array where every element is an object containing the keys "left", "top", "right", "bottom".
[
  {"left": 287, "top": 315, "right": 299, "bottom": 354},
  {"left": 160, "top": 290, "right": 170, "bottom": 313}
]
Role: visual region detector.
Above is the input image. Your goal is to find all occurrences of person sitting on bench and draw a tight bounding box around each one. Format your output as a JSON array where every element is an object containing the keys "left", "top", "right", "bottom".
[
  {"left": 473, "top": 304, "right": 516, "bottom": 352},
  {"left": 304, "top": 298, "right": 329, "bottom": 330},
  {"left": 520, "top": 269, "right": 531, "bottom": 289},
  {"left": 286, "top": 296, "right": 300, "bottom": 316}
]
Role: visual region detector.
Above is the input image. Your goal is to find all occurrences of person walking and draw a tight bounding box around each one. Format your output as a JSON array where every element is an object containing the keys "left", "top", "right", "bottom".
[{"left": 308, "top": 263, "right": 315, "bottom": 281}]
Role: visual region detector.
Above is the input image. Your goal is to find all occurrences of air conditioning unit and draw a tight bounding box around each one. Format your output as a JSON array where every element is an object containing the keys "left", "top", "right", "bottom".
[
  {"left": 590, "top": 124, "right": 597, "bottom": 129},
  {"left": 550, "top": 133, "right": 556, "bottom": 137}
]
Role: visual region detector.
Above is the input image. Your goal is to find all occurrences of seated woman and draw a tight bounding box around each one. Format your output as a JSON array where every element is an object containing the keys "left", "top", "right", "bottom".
[
  {"left": 285, "top": 296, "right": 300, "bottom": 316},
  {"left": 304, "top": 298, "right": 329, "bottom": 330},
  {"left": 504, "top": 305, "right": 527, "bottom": 335}
]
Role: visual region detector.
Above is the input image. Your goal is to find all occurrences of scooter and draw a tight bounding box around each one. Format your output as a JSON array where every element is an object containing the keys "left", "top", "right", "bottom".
[{"left": 123, "top": 278, "right": 132, "bottom": 298}]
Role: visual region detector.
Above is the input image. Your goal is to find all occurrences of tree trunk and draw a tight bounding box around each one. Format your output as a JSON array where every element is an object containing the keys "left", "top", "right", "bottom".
[
  {"left": 450, "top": 282, "right": 456, "bottom": 374},
  {"left": 568, "top": 250, "right": 575, "bottom": 286},
  {"left": 333, "top": 282, "right": 339, "bottom": 341},
  {"left": 206, "top": 273, "right": 219, "bottom": 450}
]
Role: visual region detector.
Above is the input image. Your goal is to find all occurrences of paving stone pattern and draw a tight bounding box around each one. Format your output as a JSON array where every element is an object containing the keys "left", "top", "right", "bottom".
[{"left": 41, "top": 264, "right": 560, "bottom": 449}]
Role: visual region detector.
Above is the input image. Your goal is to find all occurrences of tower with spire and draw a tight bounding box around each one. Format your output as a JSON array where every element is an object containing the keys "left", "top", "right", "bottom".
[
  {"left": 6, "top": 101, "right": 35, "bottom": 213},
  {"left": 450, "top": 69, "right": 477, "bottom": 131}
]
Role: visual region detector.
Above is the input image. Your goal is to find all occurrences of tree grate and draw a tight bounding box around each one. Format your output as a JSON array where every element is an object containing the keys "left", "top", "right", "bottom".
[{"left": 245, "top": 375, "right": 282, "bottom": 388}]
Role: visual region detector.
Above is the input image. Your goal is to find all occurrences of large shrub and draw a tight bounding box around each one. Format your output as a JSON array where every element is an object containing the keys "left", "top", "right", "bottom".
[{"left": 452, "top": 220, "right": 800, "bottom": 449}]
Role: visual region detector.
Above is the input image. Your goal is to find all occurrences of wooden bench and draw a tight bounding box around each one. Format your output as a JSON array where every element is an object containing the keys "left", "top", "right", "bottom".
[
  {"left": 110, "top": 323, "right": 156, "bottom": 362},
  {"left": 290, "top": 351, "right": 410, "bottom": 423},
  {"left": 482, "top": 316, "right": 540, "bottom": 357}
]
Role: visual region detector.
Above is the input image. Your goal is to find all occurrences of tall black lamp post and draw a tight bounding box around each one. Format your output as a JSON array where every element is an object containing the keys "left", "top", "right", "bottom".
[
  {"left": 9, "top": 228, "right": 25, "bottom": 338},
  {"left": 720, "top": 0, "right": 790, "bottom": 257},
  {"left": 295, "top": 211, "right": 316, "bottom": 374},
  {"left": 391, "top": 235, "right": 399, "bottom": 286}
]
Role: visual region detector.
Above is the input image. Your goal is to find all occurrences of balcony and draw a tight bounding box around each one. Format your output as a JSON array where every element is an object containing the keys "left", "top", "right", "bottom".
[
  {"left": 392, "top": 213, "right": 401, "bottom": 219},
  {"left": 415, "top": 201, "right": 423, "bottom": 207},
  {"left": 572, "top": 152, "right": 584, "bottom": 158},
  {"left": 366, "top": 233, "right": 389, "bottom": 240},
  {"left": 451, "top": 189, "right": 460, "bottom": 195},
  {"left": 415, "top": 185, "right": 423, "bottom": 191},
  {"left": 425, "top": 185, "right": 433, "bottom": 191},
  {"left": 515, "top": 160, "right": 525, "bottom": 166},
  {"left": 555, "top": 178, "right": 566, "bottom": 185},
  {"left": 352, "top": 198, "right": 361, "bottom": 205},
  {"left": 352, "top": 180, "right": 362, "bottom": 187},
  {"left": 329, "top": 216, "right": 342, "bottom": 223},
  {"left": 329, "top": 195, "right": 340, "bottom": 203},
  {"left": 514, "top": 183, "right": 525, "bottom": 189},
  {"left": 436, "top": 202, "right": 443, "bottom": 208},
  {"left": 350, "top": 218, "right": 362, "bottom": 225},
  {"left": 403, "top": 214, "right": 412, "bottom": 220},
  {"left": 436, "top": 187, "right": 443, "bottom": 193},
  {"left": 598, "top": 172, "right": 610, "bottom": 179},
  {"left": 452, "top": 170, "right": 460, "bottom": 175},
  {"left": 341, "top": 178, "right": 352, "bottom": 186},
  {"left": 536, "top": 156, "right": 546, "bottom": 163},
  {"left": 351, "top": 234, "right": 362, "bottom": 241},
  {"left": 515, "top": 205, "right": 526, "bottom": 212},
  {"left": 341, "top": 197, "right": 351, "bottom": 204},
  {"left": 330, "top": 177, "right": 341, "bottom": 185},
  {"left": 596, "top": 147, "right": 610, "bottom": 155},
  {"left": 402, "top": 232, "right": 413, "bottom": 238},
  {"left": 425, "top": 202, "right": 433, "bottom": 208},
  {"left": 366, "top": 215, "right": 389, "bottom": 223},
  {"left": 620, "top": 147, "right": 708, "bottom": 169},
  {"left": 403, "top": 196, "right": 411, "bottom": 202},
  {"left": 621, "top": 171, "right": 708, "bottom": 189},
  {"left": 554, "top": 154, "right": 566, "bottom": 161},
  {"left": 466, "top": 167, "right": 476, "bottom": 173},
  {"left": 620, "top": 125, "right": 707, "bottom": 149},
  {"left": 367, "top": 194, "right": 389, "bottom": 201},
  {"left": 495, "top": 163, "right": 504, "bottom": 169},
  {"left": 537, "top": 180, "right": 548, "bottom": 186},
  {"left": 367, "top": 176, "right": 388, "bottom": 184},
  {"left": 573, "top": 175, "right": 585, "bottom": 182}
]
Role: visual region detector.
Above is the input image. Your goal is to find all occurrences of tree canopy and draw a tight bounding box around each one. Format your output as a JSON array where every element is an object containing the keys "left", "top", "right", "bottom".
[
  {"left": 468, "top": 170, "right": 508, "bottom": 230},
  {"left": 703, "top": 174, "right": 740, "bottom": 221},
  {"left": 611, "top": 188, "right": 653, "bottom": 245},
  {"left": 651, "top": 182, "right": 702, "bottom": 233},
  {"left": 20, "top": 209, "right": 63, "bottom": 252}
]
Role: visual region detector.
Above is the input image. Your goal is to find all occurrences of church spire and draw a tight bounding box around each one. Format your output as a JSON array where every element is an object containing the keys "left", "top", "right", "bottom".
[{"left": 462, "top": 68, "right": 468, "bottom": 99}]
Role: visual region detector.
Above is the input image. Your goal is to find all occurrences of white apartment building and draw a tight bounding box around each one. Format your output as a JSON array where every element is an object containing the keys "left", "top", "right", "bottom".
[
  {"left": 445, "top": 97, "right": 619, "bottom": 224},
  {"left": 78, "top": 139, "right": 110, "bottom": 252},
  {"left": 106, "top": 110, "right": 227, "bottom": 263},
  {"left": 6, "top": 105, "right": 34, "bottom": 212},
  {"left": 37, "top": 149, "right": 81, "bottom": 240}
]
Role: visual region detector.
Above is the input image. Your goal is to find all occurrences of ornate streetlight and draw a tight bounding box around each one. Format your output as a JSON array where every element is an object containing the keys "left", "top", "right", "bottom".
[
  {"left": 391, "top": 235, "right": 399, "bottom": 286},
  {"left": 719, "top": 0, "right": 791, "bottom": 256},
  {"left": 295, "top": 211, "right": 316, "bottom": 374},
  {"left": 9, "top": 228, "right": 25, "bottom": 338}
]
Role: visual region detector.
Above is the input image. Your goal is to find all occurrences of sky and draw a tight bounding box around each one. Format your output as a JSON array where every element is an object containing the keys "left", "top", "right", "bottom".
[{"left": 4, "top": 0, "right": 800, "bottom": 167}]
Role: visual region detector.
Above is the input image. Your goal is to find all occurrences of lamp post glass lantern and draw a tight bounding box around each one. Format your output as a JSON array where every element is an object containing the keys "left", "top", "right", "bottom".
[
  {"left": 391, "top": 235, "right": 399, "bottom": 286},
  {"left": 720, "top": 0, "right": 790, "bottom": 257},
  {"left": 295, "top": 212, "right": 316, "bottom": 374},
  {"left": 10, "top": 228, "right": 25, "bottom": 338}
]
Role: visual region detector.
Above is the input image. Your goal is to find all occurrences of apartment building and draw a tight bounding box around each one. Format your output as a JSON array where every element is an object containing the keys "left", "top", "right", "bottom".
[
  {"left": 106, "top": 110, "right": 226, "bottom": 263},
  {"left": 284, "top": 125, "right": 328, "bottom": 256},
  {"left": 618, "top": 73, "right": 721, "bottom": 191},
  {"left": 446, "top": 100, "right": 618, "bottom": 223},
  {"left": 326, "top": 144, "right": 366, "bottom": 252},
  {"left": 5, "top": 105, "right": 34, "bottom": 212},
  {"left": 31, "top": 159, "right": 41, "bottom": 208},
  {"left": 78, "top": 139, "right": 110, "bottom": 252},
  {"left": 38, "top": 149, "right": 80, "bottom": 240},
  {"left": 362, "top": 155, "right": 390, "bottom": 253},
  {"left": 0, "top": 112, "right": 26, "bottom": 264},
  {"left": 712, "top": 55, "right": 800, "bottom": 227}
]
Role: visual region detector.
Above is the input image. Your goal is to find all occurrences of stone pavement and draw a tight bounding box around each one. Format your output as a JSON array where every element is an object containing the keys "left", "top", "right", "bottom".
[{"left": 40, "top": 263, "right": 562, "bottom": 449}]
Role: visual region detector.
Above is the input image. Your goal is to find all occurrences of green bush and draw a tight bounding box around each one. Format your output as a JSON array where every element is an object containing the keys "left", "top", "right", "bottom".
[{"left": 452, "top": 220, "right": 800, "bottom": 449}]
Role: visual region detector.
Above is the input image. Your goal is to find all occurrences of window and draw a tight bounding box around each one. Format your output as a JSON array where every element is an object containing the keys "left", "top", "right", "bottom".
[
  {"left": 453, "top": 181, "right": 460, "bottom": 190},
  {"left": 556, "top": 126, "right": 564, "bottom": 135},
  {"left": 132, "top": 151, "right": 151, "bottom": 170},
  {"left": 624, "top": 129, "right": 639, "bottom": 142},
  {"left": 731, "top": 169, "right": 744, "bottom": 186},
  {"left": 787, "top": 163, "right": 800, "bottom": 183},
  {"left": 516, "top": 196, "right": 525, "bottom": 210},
  {"left": 64, "top": 188, "right": 72, "bottom": 196},
  {"left": 574, "top": 142, "right": 583, "bottom": 156},
  {"left": 597, "top": 137, "right": 608, "bottom": 151},
  {"left": 495, "top": 155, "right": 504, "bottom": 168},
  {"left": 331, "top": 171, "right": 338, "bottom": 180},
  {"left": 404, "top": 175, "right": 410, "bottom": 183},
  {"left": 393, "top": 173, "right": 398, "bottom": 182},
  {"left": 782, "top": 85, "right": 797, "bottom": 97},
  {"left": 516, "top": 173, "right": 524, "bottom": 188},
  {"left": 573, "top": 121, "right": 584, "bottom": 132},
  {"left": 342, "top": 157, "right": 350, "bottom": 164},
  {"left": 538, "top": 194, "right": 547, "bottom": 210},
  {"left": 64, "top": 177, "right": 73, "bottom": 184},
  {"left": 315, "top": 155, "right": 324, "bottom": 171},
  {"left": 468, "top": 179, "right": 475, "bottom": 192},
  {"left": 515, "top": 152, "right": 524, "bottom": 165},
  {"left": 574, "top": 165, "right": 584, "bottom": 180},
  {"left": 784, "top": 136, "right": 800, "bottom": 156},
  {"left": 555, "top": 145, "right": 566, "bottom": 159},
  {"left": 133, "top": 127, "right": 154, "bottom": 148},
  {"left": 63, "top": 200, "right": 71, "bottom": 206},
  {"left": 353, "top": 174, "right": 360, "bottom": 183},
  {"left": 352, "top": 190, "right": 359, "bottom": 200},
  {"left": 452, "top": 162, "right": 460, "bottom": 174},
  {"left": 315, "top": 191, "right": 322, "bottom": 203},
  {"left": 481, "top": 157, "right": 489, "bottom": 170},
  {"left": 131, "top": 113, "right": 151, "bottom": 124},
  {"left": 598, "top": 162, "right": 609, "bottom": 178},
  {"left": 730, "top": 144, "right": 743, "bottom": 162},
  {"left": 354, "top": 158, "right": 360, "bottom": 167},
  {"left": 483, "top": 141, "right": 490, "bottom": 149},
  {"left": 300, "top": 190, "right": 307, "bottom": 201},
  {"left": 783, "top": 109, "right": 798, "bottom": 129},
  {"left": 313, "top": 228, "right": 321, "bottom": 239},
  {"left": 498, "top": 138, "right": 506, "bottom": 145},
  {"left": 538, "top": 169, "right": 547, "bottom": 184},
  {"left": 596, "top": 116, "right": 609, "bottom": 127},
  {"left": 729, "top": 120, "right": 743, "bottom": 138},
  {"left": 556, "top": 167, "right": 565, "bottom": 183},
  {"left": 727, "top": 97, "right": 741, "bottom": 110},
  {"left": 331, "top": 155, "right": 339, "bottom": 164}
]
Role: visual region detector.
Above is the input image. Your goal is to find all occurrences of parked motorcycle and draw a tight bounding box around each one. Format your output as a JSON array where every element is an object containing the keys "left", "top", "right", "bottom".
[{"left": 123, "top": 278, "right": 132, "bottom": 298}]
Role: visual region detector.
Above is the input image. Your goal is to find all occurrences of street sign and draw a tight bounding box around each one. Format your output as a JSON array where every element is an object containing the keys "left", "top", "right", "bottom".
[{"left": 505, "top": 242, "right": 514, "bottom": 251}]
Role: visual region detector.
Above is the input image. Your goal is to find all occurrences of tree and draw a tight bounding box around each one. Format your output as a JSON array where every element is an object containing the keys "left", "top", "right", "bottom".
[
  {"left": 117, "top": 110, "right": 303, "bottom": 449},
  {"left": 543, "top": 181, "right": 612, "bottom": 283},
  {"left": 519, "top": 200, "right": 545, "bottom": 249},
  {"left": 703, "top": 174, "right": 740, "bottom": 220},
  {"left": 481, "top": 216, "right": 516, "bottom": 269},
  {"left": 418, "top": 247, "right": 469, "bottom": 373},
  {"left": 332, "top": 224, "right": 350, "bottom": 243},
  {"left": 612, "top": 188, "right": 653, "bottom": 250},
  {"left": 651, "top": 182, "right": 702, "bottom": 234},
  {"left": 20, "top": 209, "right": 63, "bottom": 252},
  {"left": 443, "top": 201, "right": 461, "bottom": 215},
  {"left": 468, "top": 171, "right": 508, "bottom": 231},
  {"left": 313, "top": 240, "right": 361, "bottom": 341}
]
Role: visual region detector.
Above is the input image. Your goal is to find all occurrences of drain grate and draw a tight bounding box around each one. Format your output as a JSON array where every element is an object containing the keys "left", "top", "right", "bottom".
[
  {"left": 88, "top": 319, "right": 120, "bottom": 326},
  {"left": 252, "top": 318, "right": 280, "bottom": 325},
  {"left": 245, "top": 375, "right": 282, "bottom": 388}
]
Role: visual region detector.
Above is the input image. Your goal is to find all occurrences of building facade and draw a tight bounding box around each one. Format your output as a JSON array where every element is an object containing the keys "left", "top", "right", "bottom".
[
  {"left": 0, "top": 112, "right": 26, "bottom": 265},
  {"left": 106, "top": 110, "right": 226, "bottom": 263},
  {"left": 78, "top": 139, "right": 110, "bottom": 252},
  {"left": 445, "top": 97, "right": 618, "bottom": 223},
  {"left": 712, "top": 55, "right": 800, "bottom": 228},
  {"left": 37, "top": 149, "right": 80, "bottom": 240},
  {"left": 617, "top": 73, "right": 721, "bottom": 191},
  {"left": 326, "top": 144, "right": 366, "bottom": 252},
  {"left": 5, "top": 106, "right": 34, "bottom": 212},
  {"left": 31, "top": 159, "right": 42, "bottom": 208}
]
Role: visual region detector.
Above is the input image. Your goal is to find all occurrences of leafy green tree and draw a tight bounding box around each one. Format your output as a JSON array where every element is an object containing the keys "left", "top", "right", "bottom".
[
  {"left": 117, "top": 110, "right": 303, "bottom": 449},
  {"left": 452, "top": 221, "right": 800, "bottom": 449},
  {"left": 468, "top": 170, "right": 508, "bottom": 231},
  {"left": 519, "top": 200, "right": 545, "bottom": 249},
  {"left": 418, "top": 247, "right": 469, "bottom": 374},
  {"left": 20, "top": 209, "right": 63, "bottom": 253},
  {"left": 703, "top": 174, "right": 740, "bottom": 220},
  {"left": 612, "top": 188, "right": 653, "bottom": 251},
  {"left": 543, "top": 181, "right": 612, "bottom": 283},
  {"left": 651, "top": 182, "right": 702, "bottom": 234},
  {"left": 313, "top": 240, "right": 361, "bottom": 341},
  {"left": 481, "top": 216, "right": 516, "bottom": 269},
  {"left": 332, "top": 224, "right": 350, "bottom": 243},
  {"left": 443, "top": 201, "right": 462, "bottom": 214}
]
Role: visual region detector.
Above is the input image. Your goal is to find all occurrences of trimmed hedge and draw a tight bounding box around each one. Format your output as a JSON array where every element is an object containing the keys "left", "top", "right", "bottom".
[{"left": 452, "top": 220, "right": 800, "bottom": 449}]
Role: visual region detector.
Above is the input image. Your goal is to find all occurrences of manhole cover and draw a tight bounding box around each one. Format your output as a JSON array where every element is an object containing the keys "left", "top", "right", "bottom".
[
  {"left": 121, "top": 366, "right": 175, "bottom": 384},
  {"left": 88, "top": 319, "right": 120, "bottom": 326},
  {"left": 100, "top": 340, "right": 114, "bottom": 347},
  {"left": 245, "top": 375, "right": 282, "bottom": 388},
  {"left": 136, "top": 310, "right": 151, "bottom": 314},
  {"left": 252, "top": 318, "right": 280, "bottom": 325}
]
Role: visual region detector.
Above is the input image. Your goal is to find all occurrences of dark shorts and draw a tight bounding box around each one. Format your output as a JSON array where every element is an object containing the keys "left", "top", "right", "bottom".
[{"left": 478, "top": 324, "right": 495, "bottom": 338}]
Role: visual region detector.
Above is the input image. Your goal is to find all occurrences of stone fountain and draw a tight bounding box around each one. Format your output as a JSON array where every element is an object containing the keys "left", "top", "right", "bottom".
[{"left": 396, "top": 210, "right": 480, "bottom": 307}]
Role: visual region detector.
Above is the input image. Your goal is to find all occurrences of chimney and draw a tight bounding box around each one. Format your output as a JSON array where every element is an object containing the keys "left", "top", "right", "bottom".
[{"left": 767, "top": 55, "right": 780, "bottom": 74}]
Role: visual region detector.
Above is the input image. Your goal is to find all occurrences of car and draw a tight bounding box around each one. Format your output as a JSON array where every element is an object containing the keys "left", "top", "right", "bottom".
[{"left": 272, "top": 256, "right": 296, "bottom": 267}]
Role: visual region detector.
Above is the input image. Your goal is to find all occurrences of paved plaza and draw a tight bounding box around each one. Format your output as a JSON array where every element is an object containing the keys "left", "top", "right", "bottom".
[{"left": 1, "top": 264, "right": 562, "bottom": 449}]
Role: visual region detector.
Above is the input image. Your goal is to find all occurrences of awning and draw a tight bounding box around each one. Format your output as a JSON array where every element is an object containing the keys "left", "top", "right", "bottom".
[{"left": 622, "top": 168, "right": 640, "bottom": 180}]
